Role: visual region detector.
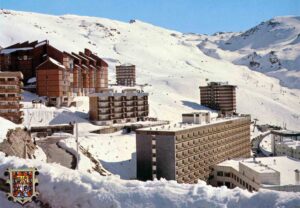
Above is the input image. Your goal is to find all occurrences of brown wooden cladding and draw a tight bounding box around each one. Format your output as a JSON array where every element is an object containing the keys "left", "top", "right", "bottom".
[
  {"left": 0, "top": 71, "right": 23, "bottom": 124},
  {"left": 1, "top": 40, "right": 109, "bottom": 102},
  {"left": 200, "top": 84, "right": 237, "bottom": 114}
]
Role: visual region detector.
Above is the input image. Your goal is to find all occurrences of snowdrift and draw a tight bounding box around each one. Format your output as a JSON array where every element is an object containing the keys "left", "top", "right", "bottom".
[{"left": 0, "top": 153, "right": 300, "bottom": 208}]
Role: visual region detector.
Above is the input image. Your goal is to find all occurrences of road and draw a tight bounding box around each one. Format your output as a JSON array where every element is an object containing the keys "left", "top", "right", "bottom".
[{"left": 36, "top": 137, "right": 77, "bottom": 169}]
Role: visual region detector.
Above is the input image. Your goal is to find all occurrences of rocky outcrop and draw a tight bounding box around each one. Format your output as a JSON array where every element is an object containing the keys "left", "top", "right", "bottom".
[{"left": 0, "top": 128, "right": 36, "bottom": 158}]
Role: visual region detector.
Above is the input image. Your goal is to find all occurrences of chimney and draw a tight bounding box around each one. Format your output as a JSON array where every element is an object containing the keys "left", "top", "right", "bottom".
[
  {"left": 295, "top": 169, "right": 300, "bottom": 185},
  {"left": 84, "top": 48, "right": 92, "bottom": 56},
  {"left": 206, "top": 112, "right": 211, "bottom": 123},
  {"left": 253, "top": 155, "right": 256, "bottom": 162}
]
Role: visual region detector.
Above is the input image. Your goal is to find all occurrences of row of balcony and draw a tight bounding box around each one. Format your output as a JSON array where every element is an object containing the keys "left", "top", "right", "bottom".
[
  {"left": 0, "top": 103, "right": 24, "bottom": 109},
  {"left": 99, "top": 108, "right": 149, "bottom": 115},
  {"left": 0, "top": 111, "right": 24, "bottom": 117},
  {"left": 175, "top": 124, "right": 250, "bottom": 143},
  {"left": 0, "top": 96, "right": 21, "bottom": 101},
  {"left": 175, "top": 131, "right": 249, "bottom": 152},
  {"left": 99, "top": 102, "right": 149, "bottom": 108}
]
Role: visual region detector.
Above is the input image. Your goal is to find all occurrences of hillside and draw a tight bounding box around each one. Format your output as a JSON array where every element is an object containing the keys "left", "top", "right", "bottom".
[
  {"left": 197, "top": 16, "right": 300, "bottom": 89},
  {"left": 1, "top": 10, "right": 300, "bottom": 130}
]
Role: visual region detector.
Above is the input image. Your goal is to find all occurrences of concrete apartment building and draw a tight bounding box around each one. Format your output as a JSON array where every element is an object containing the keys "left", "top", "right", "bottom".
[
  {"left": 136, "top": 112, "right": 251, "bottom": 184},
  {"left": 0, "top": 40, "right": 108, "bottom": 106},
  {"left": 211, "top": 156, "right": 300, "bottom": 192},
  {"left": 200, "top": 82, "right": 236, "bottom": 115},
  {"left": 271, "top": 130, "right": 300, "bottom": 160},
  {"left": 116, "top": 64, "right": 136, "bottom": 86},
  {"left": 0, "top": 72, "right": 23, "bottom": 124},
  {"left": 89, "top": 89, "right": 149, "bottom": 125}
]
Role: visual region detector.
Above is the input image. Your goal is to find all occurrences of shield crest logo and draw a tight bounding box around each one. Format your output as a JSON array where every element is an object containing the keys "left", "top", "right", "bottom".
[{"left": 5, "top": 168, "right": 39, "bottom": 205}]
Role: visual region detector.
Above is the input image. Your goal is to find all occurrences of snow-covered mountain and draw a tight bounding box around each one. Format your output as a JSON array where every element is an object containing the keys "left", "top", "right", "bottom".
[
  {"left": 197, "top": 16, "right": 300, "bottom": 89},
  {"left": 1, "top": 10, "right": 300, "bottom": 130},
  {"left": 1, "top": 9, "right": 300, "bottom": 207}
]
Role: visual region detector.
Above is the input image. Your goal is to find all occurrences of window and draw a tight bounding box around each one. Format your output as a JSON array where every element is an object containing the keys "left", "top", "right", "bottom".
[
  {"left": 225, "top": 182, "right": 231, "bottom": 188},
  {"left": 217, "top": 171, "right": 223, "bottom": 177},
  {"left": 217, "top": 181, "right": 223, "bottom": 186},
  {"left": 224, "top": 172, "right": 231, "bottom": 177}
]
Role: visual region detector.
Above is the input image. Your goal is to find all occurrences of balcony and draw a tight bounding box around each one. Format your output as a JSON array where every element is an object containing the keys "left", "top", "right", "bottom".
[
  {"left": 0, "top": 111, "right": 23, "bottom": 117},
  {"left": 0, "top": 89, "right": 21, "bottom": 93},
  {"left": 0, "top": 104, "right": 23, "bottom": 109},
  {"left": 0, "top": 96, "right": 21, "bottom": 101},
  {"left": 0, "top": 81, "right": 20, "bottom": 85}
]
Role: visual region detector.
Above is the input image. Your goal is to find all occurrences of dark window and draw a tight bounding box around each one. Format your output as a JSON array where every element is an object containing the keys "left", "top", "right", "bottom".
[
  {"left": 217, "top": 171, "right": 223, "bottom": 176},
  {"left": 225, "top": 182, "right": 230, "bottom": 188},
  {"left": 217, "top": 181, "right": 223, "bottom": 186},
  {"left": 224, "top": 172, "right": 231, "bottom": 177}
]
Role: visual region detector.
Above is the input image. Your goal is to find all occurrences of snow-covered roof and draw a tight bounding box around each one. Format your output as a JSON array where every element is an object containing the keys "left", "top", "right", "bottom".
[
  {"left": 138, "top": 116, "right": 247, "bottom": 132},
  {"left": 27, "top": 77, "right": 36, "bottom": 84},
  {"left": 119, "top": 63, "right": 135, "bottom": 67},
  {"left": 0, "top": 47, "right": 33, "bottom": 54},
  {"left": 217, "top": 156, "right": 300, "bottom": 186},
  {"left": 272, "top": 130, "right": 300, "bottom": 136},
  {"left": 48, "top": 57, "right": 66, "bottom": 69}
]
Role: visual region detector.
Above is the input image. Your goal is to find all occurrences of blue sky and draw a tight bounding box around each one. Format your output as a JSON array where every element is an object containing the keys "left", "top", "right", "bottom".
[{"left": 0, "top": 0, "right": 299, "bottom": 34}]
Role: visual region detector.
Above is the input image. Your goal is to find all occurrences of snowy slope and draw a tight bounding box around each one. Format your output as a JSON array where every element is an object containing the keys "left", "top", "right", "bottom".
[
  {"left": 1, "top": 10, "right": 300, "bottom": 130},
  {"left": 0, "top": 117, "right": 18, "bottom": 142},
  {"left": 197, "top": 16, "right": 300, "bottom": 89},
  {"left": 0, "top": 153, "right": 300, "bottom": 208}
]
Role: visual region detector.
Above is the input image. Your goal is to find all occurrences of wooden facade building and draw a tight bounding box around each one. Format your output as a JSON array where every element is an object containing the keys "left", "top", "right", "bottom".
[
  {"left": 116, "top": 64, "right": 136, "bottom": 86},
  {"left": 200, "top": 82, "right": 237, "bottom": 115},
  {"left": 0, "top": 72, "right": 23, "bottom": 124},
  {"left": 0, "top": 40, "right": 108, "bottom": 106}
]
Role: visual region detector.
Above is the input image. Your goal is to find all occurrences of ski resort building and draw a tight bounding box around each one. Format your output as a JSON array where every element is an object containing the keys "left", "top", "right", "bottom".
[
  {"left": 136, "top": 112, "right": 251, "bottom": 184},
  {"left": 89, "top": 89, "right": 149, "bottom": 125},
  {"left": 0, "top": 40, "right": 108, "bottom": 106},
  {"left": 211, "top": 156, "right": 300, "bottom": 192},
  {"left": 199, "top": 82, "right": 237, "bottom": 115},
  {"left": 271, "top": 130, "right": 300, "bottom": 160},
  {"left": 116, "top": 64, "right": 136, "bottom": 86},
  {"left": 0, "top": 72, "right": 23, "bottom": 124}
]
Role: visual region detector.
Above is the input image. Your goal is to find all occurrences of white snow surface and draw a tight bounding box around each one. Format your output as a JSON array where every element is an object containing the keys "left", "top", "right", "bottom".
[
  {"left": 61, "top": 131, "right": 136, "bottom": 179},
  {"left": 197, "top": 16, "right": 300, "bottom": 89},
  {"left": 0, "top": 153, "right": 300, "bottom": 208},
  {"left": 0, "top": 117, "right": 18, "bottom": 143}
]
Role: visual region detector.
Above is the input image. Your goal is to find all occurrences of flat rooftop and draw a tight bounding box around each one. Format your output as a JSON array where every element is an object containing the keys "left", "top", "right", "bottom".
[
  {"left": 272, "top": 130, "right": 300, "bottom": 136},
  {"left": 137, "top": 115, "right": 249, "bottom": 133},
  {"left": 217, "top": 156, "right": 300, "bottom": 185},
  {"left": 89, "top": 88, "right": 148, "bottom": 97}
]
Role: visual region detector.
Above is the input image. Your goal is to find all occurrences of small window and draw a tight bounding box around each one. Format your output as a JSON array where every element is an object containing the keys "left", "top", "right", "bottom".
[
  {"left": 217, "top": 181, "right": 223, "bottom": 186},
  {"left": 217, "top": 171, "right": 223, "bottom": 176},
  {"left": 225, "top": 182, "right": 231, "bottom": 188}
]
